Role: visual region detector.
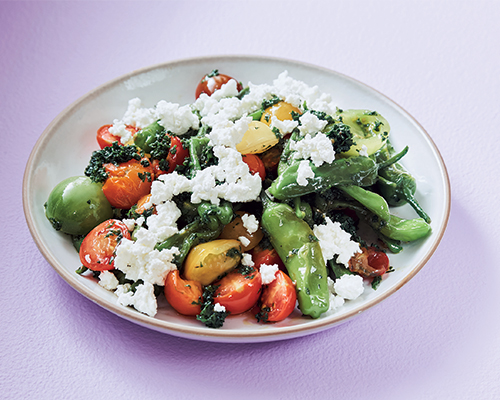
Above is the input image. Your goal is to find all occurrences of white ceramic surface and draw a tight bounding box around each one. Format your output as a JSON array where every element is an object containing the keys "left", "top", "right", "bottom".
[{"left": 23, "top": 55, "right": 450, "bottom": 343}]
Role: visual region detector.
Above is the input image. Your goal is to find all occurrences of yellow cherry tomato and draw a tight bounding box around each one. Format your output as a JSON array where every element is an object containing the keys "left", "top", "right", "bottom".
[
  {"left": 183, "top": 239, "right": 242, "bottom": 286},
  {"left": 236, "top": 121, "right": 279, "bottom": 154},
  {"left": 260, "top": 101, "right": 301, "bottom": 127}
]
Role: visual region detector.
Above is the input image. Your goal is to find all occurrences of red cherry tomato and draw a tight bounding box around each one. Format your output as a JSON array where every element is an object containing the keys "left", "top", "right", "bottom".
[
  {"left": 348, "top": 246, "right": 390, "bottom": 278},
  {"left": 164, "top": 270, "right": 203, "bottom": 316},
  {"left": 96, "top": 124, "right": 137, "bottom": 149},
  {"left": 252, "top": 246, "right": 286, "bottom": 272},
  {"left": 214, "top": 266, "right": 262, "bottom": 315},
  {"left": 195, "top": 70, "right": 243, "bottom": 99},
  {"left": 256, "top": 270, "right": 297, "bottom": 323},
  {"left": 242, "top": 154, "right": 266, "bottom": 180},
  {"left": 79, "top": 219, "right": 131, "bottom": 271},
  {"left": 102, "top": 158, "right": 154, "bottom": 209},
  {"left": 151, "top": 135, "right": 189, "bottom": 177}
]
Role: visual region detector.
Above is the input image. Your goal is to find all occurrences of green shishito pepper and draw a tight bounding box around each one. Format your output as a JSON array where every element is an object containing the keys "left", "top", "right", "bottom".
[
  {"left": 268, "top": 156, "right": 379, "bottom": 200},
  {"left": 373, "top": 142, "right": 431, "bottom": 223},
  {"left": 261, "top": 198, "right": 329, "bottom": 318},
  {"left": 134, "top": 121, "right": 165, "bottom": 153},
  {"left": 155, "top": 201, "right": 234, "bottom": 268}
]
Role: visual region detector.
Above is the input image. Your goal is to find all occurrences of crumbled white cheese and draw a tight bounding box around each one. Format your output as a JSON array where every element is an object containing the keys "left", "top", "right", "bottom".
[
  {"left": 298, "top": 112, "right": 328, "bottom": 136},
  {"left": 289, "top": 133, "right": 335, "bottom": 167},
  {"left": 241, "top": 213, "right": 259, "bottom": 234},
  {"left": 238, "top": 236, "right": 251, "bottom": 247},
  {"left": 155, "top": 100, "right": 199, "bottom": 135},
  {"left": 333, "top": 274, "right": 364, "bottom": 300},
  {"left": 241, "top": 253, "right": 254, "bottom": 267},
  {"left": 214, "top": 303, "right": 226, "bottom": 313},
  {"left": 313, "top": 216, "right": 361, "bottom": 266},
  {"left": 270, "top": 115, "right": 298, "bottom": 135},
  {"left": 260, "top": 263, "right": 279, "bottom": 285},
  {"left": 122, "top": 218, "right": 137, "bottom": 232},
  {"left": 296, "top": 160, "right": 315, "bottom": 186},
  {"left": 121, "top": 97, "right": 156, "bottom": 128},
  {"left": 98, "top": 271, "right": 119, "bottom": 291},
  {"left": 325, "top": 277, "right": 346, "bottom": 314},
  {"left": 109, "top": 120, "right": 134, "bottom": 144},
  {"left": 113, "top": 230, "right": 179, "bottom": 286},
  {"left": 207, "top": 116, "right": 251, "bottom": 148},
  {"left": 359, "top": 144, "right": 369, "bottom": 157},
  {"left": 115, "top": 282, "right": 157, "bottom": 317}
]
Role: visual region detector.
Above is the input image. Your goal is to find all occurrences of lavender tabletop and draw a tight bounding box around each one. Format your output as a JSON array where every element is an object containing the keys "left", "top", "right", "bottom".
[{"left": 2, "top": 1, "right": 499, "bottom": 399}]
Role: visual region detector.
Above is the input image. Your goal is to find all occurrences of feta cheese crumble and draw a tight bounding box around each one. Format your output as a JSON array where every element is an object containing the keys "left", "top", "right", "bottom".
[
  {"left": 260, "top": 263, "right": 279, "bottom": 285},
  {"left": 214, "top": 303, "right": 227, "bottom": 313},
  {"left": 333, "top": 274, "right": 364, "bottom": 300},
  {"left": 313, "top": 217, "right": 361, "bottom": 266},
  {"left": 289, "top": 133, "right": 335, "bottom": 167},
  {"left": 296, "top": 160, "right": 315, "bottom": 186},
  {"left": 241, "top": 213, "right": 259, "bottom": 234}
]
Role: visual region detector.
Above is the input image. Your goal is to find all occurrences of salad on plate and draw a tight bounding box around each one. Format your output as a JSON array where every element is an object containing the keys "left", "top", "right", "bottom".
[{"left": 43, "top": 69, "right": 431, "bottom": 328}]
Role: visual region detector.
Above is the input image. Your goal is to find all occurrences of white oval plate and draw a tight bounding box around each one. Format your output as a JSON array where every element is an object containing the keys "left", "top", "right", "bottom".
[{"left": 23, "top": 55, "right": 450, "bottom": 343}]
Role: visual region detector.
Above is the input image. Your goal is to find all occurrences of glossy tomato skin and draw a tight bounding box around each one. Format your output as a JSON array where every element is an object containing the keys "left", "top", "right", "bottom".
[
  {"left": 242, "top": 154, "right": 266, "bottom": 180},
  {"left": 257, "top": 270, "right": 297, "bottom": 323},
  {"left": 348, "top": 246, "right": 390, "bottom": 278},
  {"left": 214, "top": 266, "right": 262, "bottom": 315},
  {"left": 152, "top": 135, "right": 189, "bottom": 177},
  {"left": 96, "top": 124, "right": 137, "bottom": 149},
  {"left": 195, "top": 71, "right": 243, "bottom": 98},
  {"left": 164, "top": 270, "right": 203, "bottom": 316},
  {"left": 45, "top": 176, "right": 113, "bottom": 236},
  {"left": 102, "top": 158, "right": 154, "bottom": 209},
  {"left": 79, "top": 219, "right": 131, "bottom": 271},
  {"left": 252, "top": 246, "right": 286, "bottom": 272}
]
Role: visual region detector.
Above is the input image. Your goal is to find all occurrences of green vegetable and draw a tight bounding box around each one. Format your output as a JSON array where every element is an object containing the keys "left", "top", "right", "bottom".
[
  {"left": 268, "top": 156, "right": 379, "bottom": 200},
  {"left": 187, "top": 135, "right": 217, "bottom": 177},
  {"left": 336, "top": 109, "right": 390, "bottom": 157},
  {"left": 133, "top": 121, "right": 165, "bottom": 153},
  {"left": 261, "top": 196, "right": 329, "bottom": 318},
  {"left": 374, "top": 142, "right": 431, "bottom": 223},
  {"left": 196, "top": 285, "right": 229, "bottom": 328},
  {"left": 44, "top": 176, "right": 113, "bottom": 236},
  {"left": 197, "top": 201, "right": 234, "bottom": 231},
  {"left": 155, "top": 201, "right": 234, "bottom": 267},
  {"left": 337, "top": 185, "right": 390, "bottom": 222},
  {"left": 368, "top": 214, "right": 431, "bottom": 242}
]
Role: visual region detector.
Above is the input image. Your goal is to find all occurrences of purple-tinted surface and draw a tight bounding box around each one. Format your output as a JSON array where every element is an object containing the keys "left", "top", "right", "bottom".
[{"left": 2, "top": 2, "right": 499, "bottom": 399}]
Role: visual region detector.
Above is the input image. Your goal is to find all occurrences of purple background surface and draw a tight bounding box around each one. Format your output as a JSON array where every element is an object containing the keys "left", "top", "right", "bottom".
[{"left": 2, "top": 1, "right": 499, "bottom": 399}]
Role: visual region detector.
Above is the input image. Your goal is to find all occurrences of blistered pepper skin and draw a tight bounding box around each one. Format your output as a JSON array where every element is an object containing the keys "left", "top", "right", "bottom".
[
  {"left": 268, "top": 156, "right": 378, "bottom": 200},
  {"left": 261, "top": 201, "right": 329, "bottom": 319}
]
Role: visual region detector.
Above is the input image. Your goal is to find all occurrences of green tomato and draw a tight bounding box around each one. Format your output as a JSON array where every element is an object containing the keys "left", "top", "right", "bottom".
[
  {"left": 44, "top": 176, "right": 113, "bottom": 236},
  {"left": 337, "top": 109, "right": 390, "bottom": 157}
]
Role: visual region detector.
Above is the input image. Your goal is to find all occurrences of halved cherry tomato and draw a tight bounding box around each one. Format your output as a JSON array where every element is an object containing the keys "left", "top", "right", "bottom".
[
  {"left": 195, "top": 70, "right": 243, "bottom": 98},
  {"left": 214, "top": 266, "right": 262, "bottom": 315},
  {"left": 242, "top": 154, "right": 266, "bottom": 180},
  {"left": 260, "top": 144, "right": 283, "bottom": 174},
  {"left": 252, "top": 246, "right": 286, "bottom": 272},
  {"left": 348, "top": 246, "right": 390, "bottom": 278},
  {"left": 134, "top": 193, "right": 155, "bottom": 215},
  {"left": 164, "top": 270, "right": 203, "bottom": 316},
  {"left": 151, "top": 135, "right": 189, "bottom": 177},
  {"left": 256, "top": 270, "right": 296, "bottom": 322},
  {"left": 102, "top": 158, "right": 154, "bottom": 209},
  {"left": 79, "top": 219, "right": 131, "bottom": 271},
  {"left": 218, "top": 211, "right": 264, "bottom": 252},
  {"left": 96, "top": 124, "right": 138, "bottom": 149}
]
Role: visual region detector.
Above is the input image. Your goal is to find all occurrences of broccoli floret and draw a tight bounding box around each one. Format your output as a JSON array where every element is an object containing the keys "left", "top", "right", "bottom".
[{"left": 196, "top": 285, "right": 229, "bottom": 328}]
